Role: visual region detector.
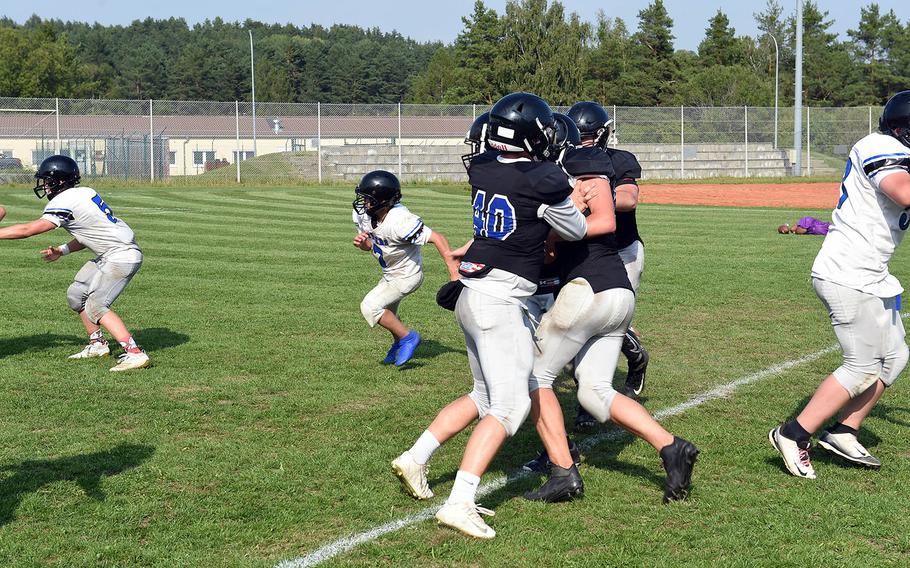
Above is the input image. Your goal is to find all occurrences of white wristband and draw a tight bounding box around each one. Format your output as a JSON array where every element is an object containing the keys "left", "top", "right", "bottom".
[{"left": 58, "top": 244, "right": 70, "bottom": 256}]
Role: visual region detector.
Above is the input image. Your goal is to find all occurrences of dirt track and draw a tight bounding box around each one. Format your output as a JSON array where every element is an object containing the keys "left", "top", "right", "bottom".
[{"left": 639, "top": 182, "right": 840, "bottom": 209}]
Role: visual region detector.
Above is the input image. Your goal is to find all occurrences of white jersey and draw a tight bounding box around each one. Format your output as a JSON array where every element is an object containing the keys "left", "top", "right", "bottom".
[
  {"left": 812, "top": 132, "right": 910, "bottom": 298},
  {"left": 353, "top": 203, "right": 432, "bottom": 280},
  {"left": 41, "top": 186, "right": 142, "bottom": 263}
]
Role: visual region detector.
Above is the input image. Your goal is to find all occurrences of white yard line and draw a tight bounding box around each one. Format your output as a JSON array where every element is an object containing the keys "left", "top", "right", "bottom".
[{"left": 275, "top": 318, "right": 909, "bottom": 568}]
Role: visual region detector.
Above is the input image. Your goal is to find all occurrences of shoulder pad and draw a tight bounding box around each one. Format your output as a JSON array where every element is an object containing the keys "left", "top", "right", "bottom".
[
  {"left": 561, "top": 147, "right": 614, "bottom": 178},
  {"left": 607, "top": 149, "right": 642, "bottom": 181}
]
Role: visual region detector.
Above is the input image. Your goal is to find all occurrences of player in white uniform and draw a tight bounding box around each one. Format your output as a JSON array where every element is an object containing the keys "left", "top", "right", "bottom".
[
  {"left": 352, "top": 170, "right": 459, "bottom": 366},
  {"left": 770, "top": 91, "right": 910, "bottom": 478},
  {"left": 0, "top": 155, "right": 149, "bottom": 372}
]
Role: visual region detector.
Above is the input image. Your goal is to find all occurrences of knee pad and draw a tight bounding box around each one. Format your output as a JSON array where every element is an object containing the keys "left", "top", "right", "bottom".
[
  {"left": 577, "top": 380, "right": 618, "bottom": 423},
  {"left": 881, "top": 342, "right": 909, "bottom": 387},
  {"left": 833, "top": 363, "right": 883, "bottom": 398},
  {"left": 83, "top": 294, "right": 110, "bottom": 325},
  {"left": 67, "top": 281, "right": 88, "bottom": 312},
  {"left": 360, "top": 298, "right": 383, "bottom": 327},
  {"left": 489, "top": 396, "right": 531, "bottom": 437}
]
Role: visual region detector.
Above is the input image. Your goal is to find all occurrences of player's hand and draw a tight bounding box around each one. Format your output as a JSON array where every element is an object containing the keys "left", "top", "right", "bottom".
[
  {"left": 446, "top": 260, "right": 461, "bottom": 281},
  {"left": 353, "top": 231, "right": 372, "bottom": 251},
  {"left": 576, "top": 178, "right": 601, "bottom": 204},
  {"left": 40, "top": 246, "right": 62, "bottom": 262},
  {"left": 0, "top": 206, "right": 6, "bottom": 222}
]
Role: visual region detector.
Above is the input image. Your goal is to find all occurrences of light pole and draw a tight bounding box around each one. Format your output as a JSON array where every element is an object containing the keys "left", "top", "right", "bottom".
[
  {"left": 766, "top": 33, "right": 779, "bottom": 149},
  {"left": 793, "top": 0, "right": 803, "bottom": 176},
  {"left": 249, "top": 30, "right": 257, "bottom": 157}
]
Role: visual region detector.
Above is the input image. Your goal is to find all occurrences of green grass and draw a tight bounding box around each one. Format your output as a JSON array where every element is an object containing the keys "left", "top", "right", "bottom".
[{"left": 0, "top": 184, "right": 908, "bottom": 567}]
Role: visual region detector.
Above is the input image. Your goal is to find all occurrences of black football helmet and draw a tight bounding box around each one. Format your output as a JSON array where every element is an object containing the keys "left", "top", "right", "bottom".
[
  {"left": 487, "top": 92, "right": 558, "bottom": 160},
  {"left": 34, "top": 154, "right": 80, "bottom": 200},
  {"left": 567, "top": 101, "right": 614, "bottom": 149},
  {"left": 462, "top": 112, "right": 491, "bottom": 170},
  {"left": 880, "top": 91, "right": 910, "bottom": 148},
  {"left": 353, "top": 170, "right": 401, "bottom": 217},
  {"left": 553, "top": 113, "right": 581, "bottom": 148}
]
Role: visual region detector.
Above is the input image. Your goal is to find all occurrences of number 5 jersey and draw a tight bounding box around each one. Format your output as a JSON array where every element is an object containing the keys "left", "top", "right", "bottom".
[
  {"left": 41, "top": 186, "right": 142, "bottom": 263},
  {"left": 352, "top": 203, "right": 433, "bottom": 280}
]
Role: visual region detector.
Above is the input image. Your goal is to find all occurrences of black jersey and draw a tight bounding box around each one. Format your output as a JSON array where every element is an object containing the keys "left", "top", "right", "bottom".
[
  {"left": 607, "top": 148, "right": 643, "bottom": 250},
  {"left": 462, "top": 153, "right": 573, "bottom": 283},
  {"left": 556, "top": 146, "right": 632, "bottom": 294}
]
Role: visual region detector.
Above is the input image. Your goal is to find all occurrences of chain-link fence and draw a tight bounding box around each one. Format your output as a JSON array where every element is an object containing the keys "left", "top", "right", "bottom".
[{"left": 0, "top": 97, "right": 882, "bottom": 184}]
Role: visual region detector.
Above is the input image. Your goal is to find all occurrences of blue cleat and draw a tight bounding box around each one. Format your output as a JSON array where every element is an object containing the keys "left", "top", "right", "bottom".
[
  {"left": 382, "top": 339, "right": 401, "bottom": 364},
  {"left": 394, "top": 331, "right": 421, "bottom": 367}
]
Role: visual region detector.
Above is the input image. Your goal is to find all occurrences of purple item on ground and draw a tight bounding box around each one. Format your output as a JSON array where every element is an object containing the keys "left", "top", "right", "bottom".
[{"left": 797, "top": 216, "right": 830, "bottom": 235}]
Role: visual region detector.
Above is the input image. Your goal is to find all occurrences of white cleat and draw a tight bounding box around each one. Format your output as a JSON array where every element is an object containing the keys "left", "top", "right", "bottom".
[
  {"left": 818, "top": 430, "right": 881, "bottom": 469},
  {"left": 110, "top": 351, "right": 151, "bottom": 372},
  {"left": 435, "top": 501, "right": 496, "bottom": 539},
  {"left": 391, "top": 451, "right": 434, "bottom": 500},
  {"left": 68, "top": 342, "right": 111, "bottom": 359},
  {"left": 769, "top": 426, "right": 816, "bottom": 479}
]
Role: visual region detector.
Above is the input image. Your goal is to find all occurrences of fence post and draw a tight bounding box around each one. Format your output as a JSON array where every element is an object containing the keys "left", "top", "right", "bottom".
[
  {"left": 680, "top": 105, "right": 685, "bottom": 178},
  {"left": 868, "top": 106, "right": 872, "bottom": 135},
  {"left": 149, "top": 99, "right": 154, "bottom": 182},
  {"left": 807, "top": 106, "right": 811, "bottom": 176},
  {"left": 55, "top": 97, "right": 60, "bottom": 154},
  {"left": 398, "top": 102, "right": 403, "bottom": 179},
  {"left": 472, "top": 103, "right": 476, "bottom": 121},
  {"left": 235, "top": 100, "right": 241, "bottom": 183},
  {"left": 317, "top": 102, "right": 322, "bottom": 183},
  {"left": 744, "top": 106, "right": 749, "bottom": 177}
]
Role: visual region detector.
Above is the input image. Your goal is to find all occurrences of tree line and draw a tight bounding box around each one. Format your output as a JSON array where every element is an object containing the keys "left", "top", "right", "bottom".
[{"left": 0, "top": 1, "right": 907, "bottom": 107}]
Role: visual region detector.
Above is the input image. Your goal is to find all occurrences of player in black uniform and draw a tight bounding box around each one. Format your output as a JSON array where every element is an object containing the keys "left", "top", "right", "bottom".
[
  {"left": 392, "top": 92, "right": 588, "bottom": 539},
  {"left": 568, "top": 102, "right": 650, "bottom": 435},
  {"left": 522, "top": 136, "right": 700, "bottom": 504}
]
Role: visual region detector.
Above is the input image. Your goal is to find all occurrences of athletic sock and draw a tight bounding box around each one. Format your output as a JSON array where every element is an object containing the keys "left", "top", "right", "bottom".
[
  {"left": 447, "top": 470, "right": 481, "bottom": 505},
  {"left": 409, "top": 430, "right": 441, "bottom": 465},
  {"left": 119, "top": 336, "right": 142, "bottom": 354},
  {"left": 827, "top": 422, "right": 859, "bottom": 436},
  {"left": 89, "top": 329, "right": 105, "bottom": 344},
  {"left": 781, "top": 419, "right": 812, "bottom": 446}
]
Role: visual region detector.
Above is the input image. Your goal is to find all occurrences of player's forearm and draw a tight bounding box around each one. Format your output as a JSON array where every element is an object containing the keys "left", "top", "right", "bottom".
[
  {"left": 0, "top": 223, "right": 37, "bottom": 239},
  {"left": 541, "top": 199, "right": 587, "bottom": 241},
  {"left": 614, "top": 184, "right": 639, "bottom": 212},
  {"left": 66, "top": 239, "right": 86, "bottom": 253}
]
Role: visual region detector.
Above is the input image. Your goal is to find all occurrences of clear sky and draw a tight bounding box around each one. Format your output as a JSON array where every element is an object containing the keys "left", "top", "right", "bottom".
[{"left": 3, "top": 1, "right": 904, "bottom": 51}]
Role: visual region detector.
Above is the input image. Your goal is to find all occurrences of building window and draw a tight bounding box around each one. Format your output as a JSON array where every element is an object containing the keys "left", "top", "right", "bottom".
[
  {"left": 193, "top": 151, "right": 215, "bottom": 165},
  {"left": 169, "top": 151, "right": 176, "bottom": 166},
  {"left": 233, "top": 150, "right": 255, "bottom": 162}
]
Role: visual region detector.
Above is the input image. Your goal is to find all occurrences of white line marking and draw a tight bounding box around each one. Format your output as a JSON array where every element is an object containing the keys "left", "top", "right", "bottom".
[{"left": 276, "top": 315, "right": 908, "bottom": 568}]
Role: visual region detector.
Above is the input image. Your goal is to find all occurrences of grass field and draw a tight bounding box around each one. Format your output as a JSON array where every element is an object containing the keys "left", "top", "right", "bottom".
[{"left": 0, "top": 183, "right": 909, "bottom": 567}]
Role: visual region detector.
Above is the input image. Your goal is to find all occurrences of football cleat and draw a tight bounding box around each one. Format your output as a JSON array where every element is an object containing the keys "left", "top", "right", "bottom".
[
  {"left": 435, "top": 501, "right": 495, "bottom": 539},
  {"left": 391, "top": 451, "right": 434, "bottom": 500},
  {"left": 624, "top": 348, "right": 649, "bottom": 397},
  {"left": 660, "top": 436, "right": 700, "bottom": 502},
  {"left": 818, "top": 429, "right": 881, "bottom": 469},
  {"left": 394, "top": 331, "right": 421, "bottom": 367},
  {"left": 768, "top": 425, "right": 816, "bottom": 479},
  {"left": 522, "top": 438, "right": 582, "bottom": 473},
  {"left": 574, "top": 405, "right": 597, "bottom": 432},
  {"left": 382, "top": 339, "right": 401, "bottom": 365},
  {"left": 68, "top": 342, "right": 110, "bottom": 359},
  {"left": 109, "top": 351, "right": 151, "bottom": 372},
  {"left": 524, "top": 464, "right": 584, "bottom": 503}
]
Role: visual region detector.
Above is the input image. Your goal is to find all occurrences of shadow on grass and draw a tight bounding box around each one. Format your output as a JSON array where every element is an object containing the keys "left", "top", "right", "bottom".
[
  {"left": 132, "top": 327, "right": 190, "bottom": 351},
  {"left": 871, "top": 404, "right": 910, "bottom": 428},
  {"left": 395, "top": 339, "right": 465, "bottom": 370},
  {"left": 0, "top": 333, "right": 83, "bottom": 358},
  {"left": 0, "top": 443, "right": 155, "bottom": 526}
]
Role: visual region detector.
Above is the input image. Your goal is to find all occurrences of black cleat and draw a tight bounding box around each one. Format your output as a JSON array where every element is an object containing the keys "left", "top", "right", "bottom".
[
  {"left": 659, "top": 436, "right": 699, "bottom": 503},
  {"left": 523, "top": 464, "right": 585, "bottom": 503},
  {"left": 573, "top": 405, "right": 597, "bottom": 432},
  {"left": 521, "top": 438, "right": 582, "bottom": 473},
  {"left": 622, "top": 331, "right": 649, "bottom": 398}
]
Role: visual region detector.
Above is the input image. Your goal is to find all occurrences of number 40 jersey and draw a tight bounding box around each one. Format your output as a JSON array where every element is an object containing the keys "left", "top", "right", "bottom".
[
  {"left": 41, "top": 186, "right": 142, "bottom": 263},
  {"left": 812, "top": 132, "right": 910, "bottom": 298}
]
